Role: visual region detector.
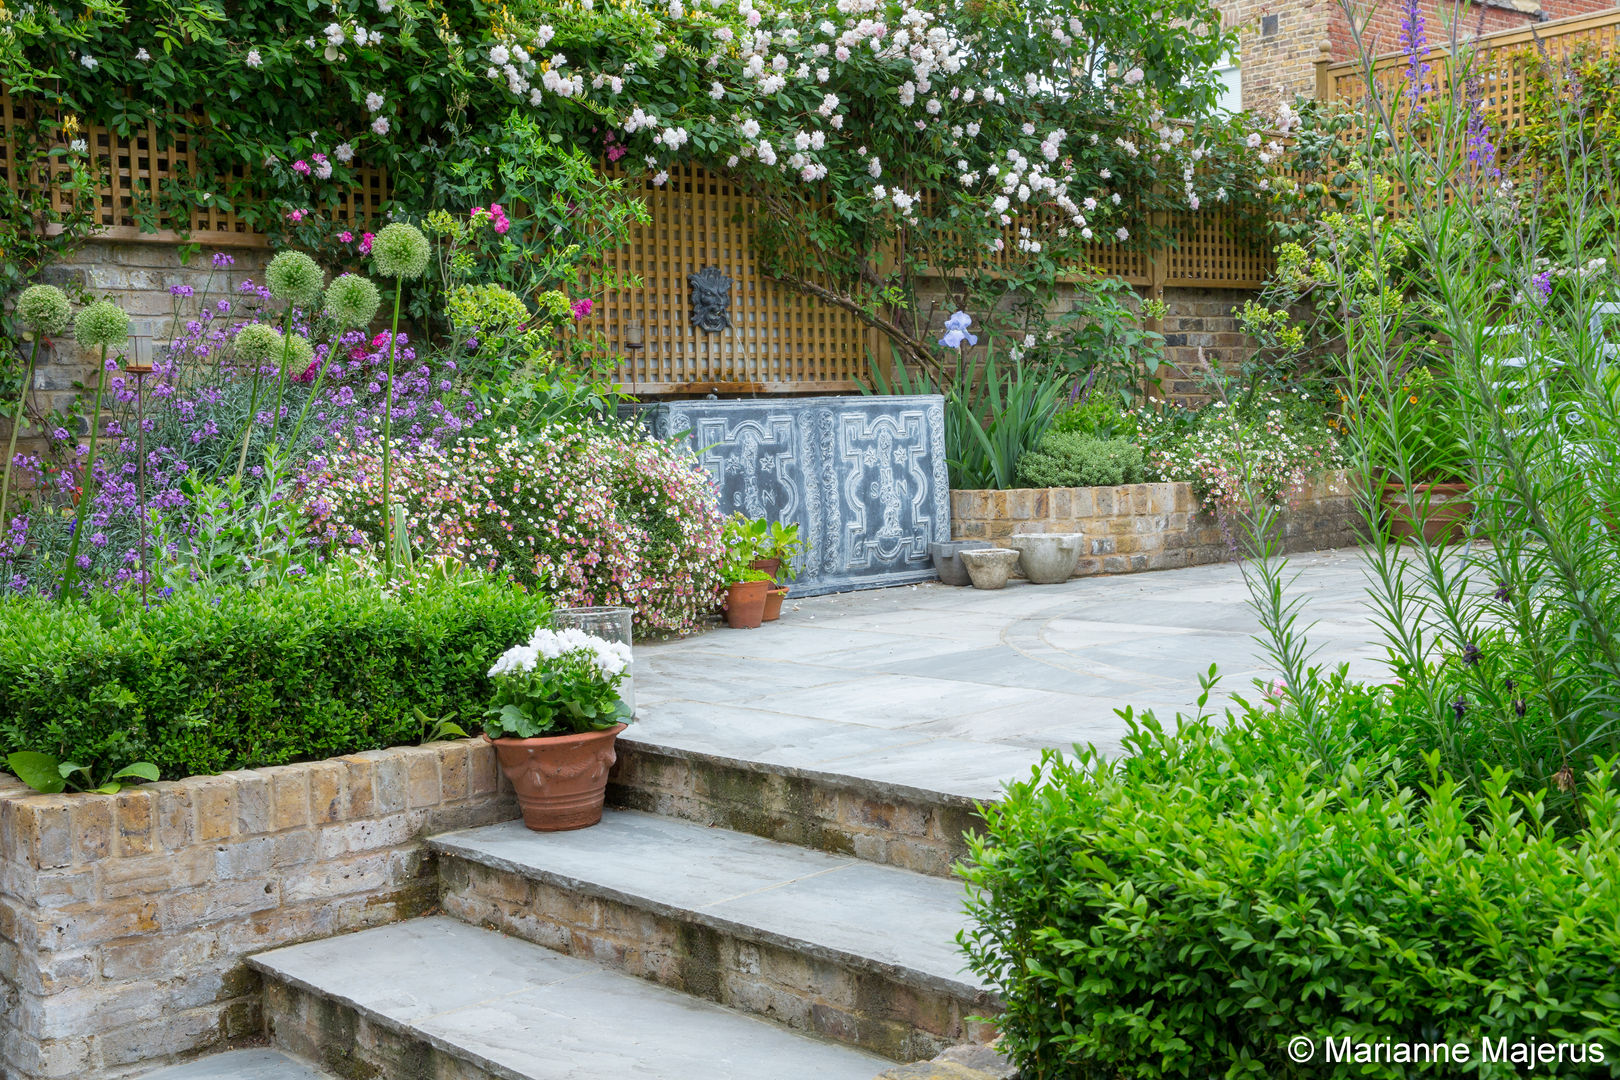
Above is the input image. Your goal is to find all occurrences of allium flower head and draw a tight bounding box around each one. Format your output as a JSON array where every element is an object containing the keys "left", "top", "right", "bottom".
[
  {"left": 234, "top": 322, "right": 283, "bottom": 366},
  {"left": 281, "top": 333, "right": 316, "bottom": 375},
  {"left": 73, "top": 300, "right": 129, "bottom": 349},
  {"left": 17, "top": 284, "right": 72, "bottom": 336},
  {"left": 324, "top": 273, "right": 382, "bottom": 328},
  {"left": 266, "top": 250, "right": 324, "bottom": 305},
  {"left": 371, "top": 222, "right": 430, "bottom": 279}
]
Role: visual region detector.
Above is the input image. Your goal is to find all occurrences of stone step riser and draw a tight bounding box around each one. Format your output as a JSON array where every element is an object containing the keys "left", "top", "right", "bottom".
[
  {"left": 264, "top": 979, "right": 496, "bottom": 1080},
  {"left": 608, "top": 743, "right": 984, "bottom": 879},
  {"left": 438, "top": 854, "right": 997, "bottom": 1062}
]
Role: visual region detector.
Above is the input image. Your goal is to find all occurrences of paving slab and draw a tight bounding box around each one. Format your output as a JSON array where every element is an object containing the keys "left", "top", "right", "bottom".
[
  {"left": 631, "top": 548, "right": 1388, "bottom": 805},
  {"left": 134, "top": 1050, "right": 334, "bottom": 1080},
  {"left": 251, "top": 918, "right": 889, "bottom": 1080},
  {"left": 431, "top": 811, "right": 985, "bottom": 996}
]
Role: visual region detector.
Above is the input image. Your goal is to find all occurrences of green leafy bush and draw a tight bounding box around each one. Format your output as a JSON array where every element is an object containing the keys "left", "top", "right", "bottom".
[
  {"left": 1014, "top": 432, "right": 1145, "bottom": 488},
  {"left": 1049, "top": 397, "right": 1139, "bottom": 440},
  {"left": 960, "top": 692, "right": 1620, "bottom": 1079},
  {"left": 0, "top": 565, "right": 549, "bottom": 781}
]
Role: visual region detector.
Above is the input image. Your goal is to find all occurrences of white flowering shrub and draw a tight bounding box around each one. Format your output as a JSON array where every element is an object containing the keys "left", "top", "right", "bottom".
[
  {"left": 485, "top": 626, "right": 632, "bottom": 737},
  {"left": 306, "top": 423, "right": 724, "bottom": 636}
]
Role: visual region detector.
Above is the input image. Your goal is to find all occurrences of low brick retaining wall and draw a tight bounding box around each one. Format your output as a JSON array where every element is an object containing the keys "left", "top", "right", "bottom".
[
  {"left": 950, "top": 470, "right": 1358, "bottom": 576},
  {"left": 0, "top": 740, "right": 517, "bottom": 1079}
]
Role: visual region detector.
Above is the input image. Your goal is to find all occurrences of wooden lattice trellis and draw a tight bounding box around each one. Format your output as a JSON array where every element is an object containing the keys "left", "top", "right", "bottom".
[
  {"left": 1317, "top": 7, "right": 1620, "bottom": 124},
  {"left": 5, "top": 92, "right": 1285, "bottom": 394},
  {"left": 0, "top": 93, "right": 389, "bottom": 247}
]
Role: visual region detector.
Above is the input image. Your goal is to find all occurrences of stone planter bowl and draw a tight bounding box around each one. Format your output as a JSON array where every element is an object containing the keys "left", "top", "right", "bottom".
[
  {"left": 958, "top": 548, "right": 1021, "bottom": 590},
  {"left": 1005, "top": 532, "right": 1084, "bottom": 584},
  {"left": 930, "top": 540, "right": 993, "bottom": 586}
]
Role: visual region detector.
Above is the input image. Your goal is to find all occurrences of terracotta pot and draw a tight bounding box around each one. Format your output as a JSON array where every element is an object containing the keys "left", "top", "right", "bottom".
[
  {"left": 489, "top": 724, "right": 627, "bottom": 832},
  {"left": 749, "top": 557, "right": 782, "bottom": 581},
  {"left": 762, "top": 586, "right": 789, "bottom": 622},
  {"left": 1381, "top": 482, "right": 1472, "bottom": 545},
  {"left": 724, "top": 580, "right": 771, "bottom": 628}
]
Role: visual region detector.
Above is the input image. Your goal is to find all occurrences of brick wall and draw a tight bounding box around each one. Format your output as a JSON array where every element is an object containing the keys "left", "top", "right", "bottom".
[
  {"left": 4, "top": 240, "right": 267, "bottom": 476},
  {"left": 950, "top": 470, "right": 1359, "bottom": 575},
  {"left": 0, "top": 740, "right": 516, "bottom": 1080},
  {"left": 1222, "top": 0, "right": 1617, "bottom": 113}
]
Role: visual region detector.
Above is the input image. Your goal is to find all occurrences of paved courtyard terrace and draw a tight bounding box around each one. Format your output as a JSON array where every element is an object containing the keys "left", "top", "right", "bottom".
[{"left": 631, "top": 547, "right": 1389, "bottom": 807}]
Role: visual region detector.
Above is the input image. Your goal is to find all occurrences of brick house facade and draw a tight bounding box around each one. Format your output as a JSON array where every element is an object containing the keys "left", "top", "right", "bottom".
[{"left": 1224, "top": 0, "right": 1617, "bottom": 112}]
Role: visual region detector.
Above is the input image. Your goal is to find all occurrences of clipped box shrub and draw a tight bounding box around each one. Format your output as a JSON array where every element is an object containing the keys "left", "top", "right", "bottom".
[
  {"left": 0, "top": 568, "right": 549, "bottom": 780},
  {"left": 1014, "top": 431, "right": 1145, "bottom": 489},
  {"left": 961, "top": 698, "right": 1620, "bottom": 1079}
]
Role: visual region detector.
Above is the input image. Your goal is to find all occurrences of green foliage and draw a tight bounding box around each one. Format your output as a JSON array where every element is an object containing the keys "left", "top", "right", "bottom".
[
  {"left": 1049, "top": 396, "right": 1139, "bottom": 440},
  {"left": 951, "top": 348, "right": 1070, "bottom": 491},
  {"left": 0, "top": 564, "right": 549, "bottom": 780},
  {"left": 961, "top": 682, "right": 1620, "bottom": 1079},
  {"left": 1014, "top": 432, "right": 1144, "bottom": 488},
  {"left": 5, "top": 750, "right": 158, "bottom": 795}
]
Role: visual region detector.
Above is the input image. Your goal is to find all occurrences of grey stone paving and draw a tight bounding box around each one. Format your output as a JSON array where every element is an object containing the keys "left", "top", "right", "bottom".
[
  {"left": 632, "top": 548, "right": 1386, "bottom": 803},
  {"left": 134, "top": 1050, "right": 333, "bottom": 1080},
  {"left": 433, "top": 811, "right": 985, "bottom": 994},
  {"left": 251, "top": 918, "right": 890, "bottom": 1080}
]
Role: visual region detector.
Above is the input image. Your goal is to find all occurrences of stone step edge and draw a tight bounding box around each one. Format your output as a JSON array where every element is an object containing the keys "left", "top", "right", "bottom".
[
  {"left": 247, "top": 956, "right": 529, "bottom": 1080},
  {"left": 609, "top": 738, "right": 990, "bottom": 878},
  {"left": 615, "top": 735, "right": 994, "bottom": 811},
  {"left": 428, "top": 833, "right": 994, "bottom": 1007}
]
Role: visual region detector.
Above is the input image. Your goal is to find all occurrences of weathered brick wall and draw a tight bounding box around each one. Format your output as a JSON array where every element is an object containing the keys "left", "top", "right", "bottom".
[
  {"left": 0, "top": 740, "right": 516, "bottom": 1080},
  {"left": 1226, "top": 0, "right": 1614, "bottom": 114},
  {"left": 4, "top": 240, "right": 267, "bottom": 479},
  {"left": 950, "top": 470, "right": 1359, "bottom": 575}
]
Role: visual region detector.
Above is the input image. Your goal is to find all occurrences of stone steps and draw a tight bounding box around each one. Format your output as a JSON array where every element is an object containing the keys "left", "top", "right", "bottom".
[
  {"left": 133, "top": 1049, "right": 335, "bottom": 1079},
  {"left": 609, "top": 729, "right": 1015, "bottom": 878},
  {"left": 249, "top": 917, "right": 890, "bottom": 1080},
  {"left": 432, "top": 811, "right": 998, "bottom": 1061}
]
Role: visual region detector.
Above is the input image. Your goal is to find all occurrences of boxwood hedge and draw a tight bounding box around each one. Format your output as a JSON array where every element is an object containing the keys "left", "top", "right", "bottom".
[
  {"left": 0, "top": 567, "right": 549, "bottom": 780},
  {"left": 961, "top": 692, "right": 1620, "bottom": 1079}
]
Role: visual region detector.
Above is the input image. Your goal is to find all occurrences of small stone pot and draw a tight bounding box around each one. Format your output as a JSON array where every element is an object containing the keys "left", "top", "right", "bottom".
[
  {"left": 1004, "top": 532, "right": 1084, "bottom": 584},
  {"left": 930, "top": 540, "right": 992, "bottom": 586},
  {"left": 958, "top": 548, "right": 1021, "bottom": 590},
  {"left": 762, "top": 586, "right": 789, "bottom": 622},
  {"left": 489, "top": 724, "right": 627, "bottom": 832},
  {"left": 724, "top": 580, "right": 771, "bottom": 628}
]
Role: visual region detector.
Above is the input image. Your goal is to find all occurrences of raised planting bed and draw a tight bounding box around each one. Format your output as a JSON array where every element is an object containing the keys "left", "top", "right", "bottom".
[
  {"left": 0, "top": 741, "right": 516, "bottom": 1080},
  {"left": 949, "top": 470, "right": 1358, "bottom": 579}
]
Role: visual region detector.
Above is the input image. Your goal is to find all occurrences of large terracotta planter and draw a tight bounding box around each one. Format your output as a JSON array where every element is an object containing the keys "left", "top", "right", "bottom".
[
  {"left": 724, "top": 580, "right": 771, "bottom": 628},
  {"left": 490, "top": 723, "right": 627, "bottom": 832},
  {"left": 1381, "top": 482, "right": 1472, "bottom": 545},
  {"left": 750, "top": 557, "right": 782, "bottom": 581}
]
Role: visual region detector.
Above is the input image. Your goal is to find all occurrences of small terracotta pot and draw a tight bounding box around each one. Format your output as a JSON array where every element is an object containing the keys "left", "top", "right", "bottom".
[
  {"left": 1381, "top": 481, "right": 1472, "bottom": 545},
  {"left": 749, "top": 557, "right": 782, "bottom": 581},
  {"left": 762, "top": 586, "right": 789, "bottom": 622},
  {"left": 724, "top": 580, "right": 771, "bottom": 628},
  {"left": 489, "top": 724, "right": 627, "bottom": 832}
]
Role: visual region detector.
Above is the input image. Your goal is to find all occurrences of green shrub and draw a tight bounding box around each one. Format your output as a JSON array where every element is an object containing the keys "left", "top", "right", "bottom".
[
  {"left": 0, "top": 565, "right": 549, "bottom": 781},
  {"left": 1014, "top": 431, "right": 1145, "bottom": 488},
  {"left": 960, "top": 692, "right": 1620, "bottom": 1079},
  {"left": 1049, "top": 397, "right": 1138, "bottom": 439}
]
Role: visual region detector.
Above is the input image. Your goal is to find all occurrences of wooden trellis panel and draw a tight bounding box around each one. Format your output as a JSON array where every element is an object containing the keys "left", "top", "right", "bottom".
[
  {"left": 0, "top": 92, "right": 388, "bottom": 247},
  {"left": 574, "top": 163, "right": 869, "bottom": 394},
  {"left": 1319, "top": 7, "right": 1620, "bottom": 123}
]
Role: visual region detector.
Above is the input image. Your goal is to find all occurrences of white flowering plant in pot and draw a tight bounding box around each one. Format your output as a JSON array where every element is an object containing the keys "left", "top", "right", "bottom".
[{"left": 484, "top": 627, "right": 633, "bottom": 739}]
